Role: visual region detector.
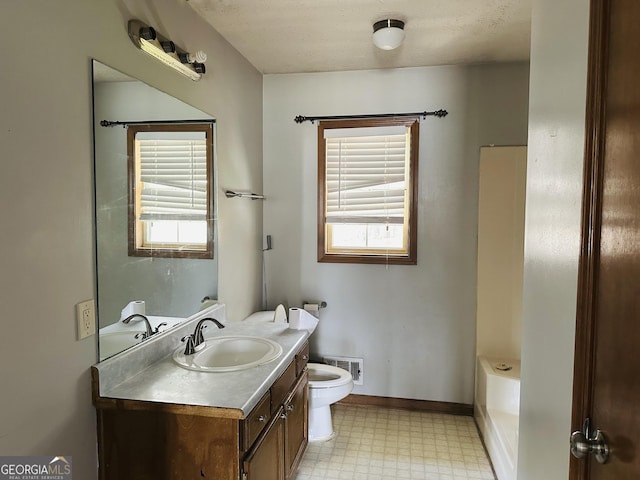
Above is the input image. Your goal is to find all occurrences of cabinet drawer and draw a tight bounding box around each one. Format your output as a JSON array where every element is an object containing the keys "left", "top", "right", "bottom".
[
  {"left": 242, "top": 390, "right": 271, "bottom": 451},
  {"left": 295, "top": 342, "right": 309, "bottom": 376},
  {"left": 271, "top": 360, "right": 296, "bottom": 414}
]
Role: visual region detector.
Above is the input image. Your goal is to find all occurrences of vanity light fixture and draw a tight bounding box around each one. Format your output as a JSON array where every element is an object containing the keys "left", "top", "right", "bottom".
[
  {"left": 372, "top": 19, "right": 405, "bottom": 50},
  {"left": 128, "top": 19, "right": 206, "bottom": 81}
]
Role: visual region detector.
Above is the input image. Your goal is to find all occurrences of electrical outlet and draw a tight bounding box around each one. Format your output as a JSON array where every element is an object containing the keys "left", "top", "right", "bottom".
[{"left": 76, "top": 299, "right": 96, "bottom": 340}]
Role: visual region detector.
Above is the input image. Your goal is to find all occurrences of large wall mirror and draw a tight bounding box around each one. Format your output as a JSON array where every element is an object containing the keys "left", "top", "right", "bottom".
[{"left": 92, "top": 60, "right": 218, "bottom": 360}]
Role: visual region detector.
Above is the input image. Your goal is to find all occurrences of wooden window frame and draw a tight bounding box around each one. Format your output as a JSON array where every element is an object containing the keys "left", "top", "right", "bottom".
[
  {"left": 317, "top": 117, "right": 419, "bottom": 265},
  {"left": 127, "top": 123, "right": 214, "bottom": 259}
]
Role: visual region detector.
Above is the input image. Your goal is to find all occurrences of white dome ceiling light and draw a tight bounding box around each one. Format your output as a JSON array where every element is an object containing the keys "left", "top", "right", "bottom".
[{"left": 372, "top": 19, "right": 405, "bottom": 50}]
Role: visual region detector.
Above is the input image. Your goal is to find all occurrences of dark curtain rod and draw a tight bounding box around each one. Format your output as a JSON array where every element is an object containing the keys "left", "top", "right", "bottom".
[
  {"left": 100, "top": 119, "right": 216, "bottom": 127},
  {"left": 293, "top": 109, "right": 448, "bottom": 124}
]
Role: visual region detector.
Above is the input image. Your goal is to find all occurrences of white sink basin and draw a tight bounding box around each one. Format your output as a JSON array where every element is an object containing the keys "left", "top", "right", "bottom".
[
  {"left": 173, "top": 335, "right": 283, "bottom": 372},
  {"left": 100, "top": 331, "right": 143, "bottom": 360}
]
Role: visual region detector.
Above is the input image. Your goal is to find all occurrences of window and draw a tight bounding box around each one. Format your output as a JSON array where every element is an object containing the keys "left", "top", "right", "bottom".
[
  {"left": 127, "top": 123, "right": 214, "bottom": 259},
  {"left": 318, "top": 117, "right": 419, "bottom": 264}
]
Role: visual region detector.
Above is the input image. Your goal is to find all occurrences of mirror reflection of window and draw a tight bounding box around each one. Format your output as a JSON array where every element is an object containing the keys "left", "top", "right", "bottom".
[{"left": 127, "top": 123, "right": 214, "bottom": 259}]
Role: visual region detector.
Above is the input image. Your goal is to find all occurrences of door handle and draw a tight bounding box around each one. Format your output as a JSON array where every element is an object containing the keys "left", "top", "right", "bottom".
[{"left": 570, "top": 418, "right": 609, "bottom": 464}]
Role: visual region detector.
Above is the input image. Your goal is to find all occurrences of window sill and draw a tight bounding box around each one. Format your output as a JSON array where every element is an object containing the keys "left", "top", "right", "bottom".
[{"left": 317, "top": 252, "right": 416, "bottom": 265}]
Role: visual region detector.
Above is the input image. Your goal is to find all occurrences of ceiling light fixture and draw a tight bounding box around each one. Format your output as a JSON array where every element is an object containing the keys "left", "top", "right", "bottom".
[{"left": 372, "top": 19, "right": 405, "bottom": 50}]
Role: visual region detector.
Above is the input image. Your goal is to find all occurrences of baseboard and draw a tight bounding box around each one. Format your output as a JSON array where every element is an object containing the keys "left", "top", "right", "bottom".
[{"left": 338, "top": 394, "right": 473, "bottom": 416}]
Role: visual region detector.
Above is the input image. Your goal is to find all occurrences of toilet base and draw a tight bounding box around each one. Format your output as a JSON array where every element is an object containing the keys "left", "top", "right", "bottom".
[{"left": 308, "top": 405, "right": 336, "bottom": 442}]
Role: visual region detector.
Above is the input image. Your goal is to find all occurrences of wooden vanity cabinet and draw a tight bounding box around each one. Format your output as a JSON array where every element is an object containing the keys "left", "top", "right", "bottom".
[
  {"left": 95, "top": 341, "right": 309, "bottom": 480},
  {"left": 243, "top": 359, "right": 308, "bottom": 480}
]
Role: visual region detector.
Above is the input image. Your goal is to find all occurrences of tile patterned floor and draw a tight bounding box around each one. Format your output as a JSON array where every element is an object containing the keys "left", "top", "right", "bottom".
[{"left": 297, "top": 404, "right": 496, "bottom": 480}]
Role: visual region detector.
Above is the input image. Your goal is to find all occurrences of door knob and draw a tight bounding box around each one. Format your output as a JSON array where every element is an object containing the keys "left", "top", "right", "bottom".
[{"left": 570, "top": 418, "right": 609, "bottom": 464}]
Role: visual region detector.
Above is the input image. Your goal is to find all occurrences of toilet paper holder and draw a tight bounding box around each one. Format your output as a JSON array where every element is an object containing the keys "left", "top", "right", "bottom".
[
  {"left": 303, "top": 301, "right": 327, "bottom": 308},
  {"left": 301, "top": 302, "right": 325, "bottom": 319}
]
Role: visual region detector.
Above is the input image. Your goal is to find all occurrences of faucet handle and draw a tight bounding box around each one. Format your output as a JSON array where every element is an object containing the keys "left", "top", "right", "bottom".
[
  {"left": 181, "top": 334, "right": 196, "bottom": 355},
  {"left": 194, "top": 324, "right": 208, "bottom": 346},
  {"left": 134, "top": 332, "right": 149, "bottom": 340},
  {"left": 154, "top": 322, "right": 168, "bottom": 334}
]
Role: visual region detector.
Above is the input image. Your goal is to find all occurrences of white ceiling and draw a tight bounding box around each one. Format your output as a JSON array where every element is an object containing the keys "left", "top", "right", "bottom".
[{"left": 187, "top": 0, "right": 532, "bottom": 74}]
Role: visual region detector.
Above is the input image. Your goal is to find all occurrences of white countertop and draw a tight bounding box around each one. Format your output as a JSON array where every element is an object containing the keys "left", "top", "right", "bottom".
[{"left": 93, "top": 306, "right": 308, "bottom": 418}]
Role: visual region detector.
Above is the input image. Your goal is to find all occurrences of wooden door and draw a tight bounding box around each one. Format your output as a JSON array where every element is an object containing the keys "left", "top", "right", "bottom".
[{"left": 570, "top": 0, "right": 640, "bottom": 478}]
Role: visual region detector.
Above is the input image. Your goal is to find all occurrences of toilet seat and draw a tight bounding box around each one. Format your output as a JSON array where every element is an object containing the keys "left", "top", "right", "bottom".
[
  {"left": 273, "top": 304, "right": 287, "bottom": 323},
  {"left": 242, "top": 304, "right": 288, "bottom": 323},
  {"left": 308, "top": 363, "right": 353, "bottom": 389}
]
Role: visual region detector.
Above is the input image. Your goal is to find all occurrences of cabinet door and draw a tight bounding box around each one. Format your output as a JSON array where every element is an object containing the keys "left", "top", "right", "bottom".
[
  {"left": 284, "top": 371, "right": 308, "bottom": 480},
  {"left": 243, "top": 409, "right": 285, "bottom": 480}
]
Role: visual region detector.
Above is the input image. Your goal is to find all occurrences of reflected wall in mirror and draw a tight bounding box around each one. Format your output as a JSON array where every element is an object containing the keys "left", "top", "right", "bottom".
[{"left": 92, "top": 60, "right": 218, "bottom": 361}]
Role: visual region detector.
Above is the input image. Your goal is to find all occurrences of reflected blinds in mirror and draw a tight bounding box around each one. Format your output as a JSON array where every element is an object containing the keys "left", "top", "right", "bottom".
[
  {"left": 137, "top": 132, "right": 207, "bottom": 221},
  {"left": 127, "top": 123, "right": 214, "bottom": 259}
]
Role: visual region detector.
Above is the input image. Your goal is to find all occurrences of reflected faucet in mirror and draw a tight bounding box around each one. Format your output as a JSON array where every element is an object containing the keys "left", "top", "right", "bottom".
[{"left": 122, "top": 314, "right": 166, "bottom": 340}]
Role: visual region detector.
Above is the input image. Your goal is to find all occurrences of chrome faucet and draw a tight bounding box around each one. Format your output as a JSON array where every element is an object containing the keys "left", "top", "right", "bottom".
[{"left": 122, "top": 314, "right": 165, "bottom": 340}]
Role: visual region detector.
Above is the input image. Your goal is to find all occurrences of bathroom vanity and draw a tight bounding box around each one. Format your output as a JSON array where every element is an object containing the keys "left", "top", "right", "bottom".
[{"left": 92, "top": 308, "right": 309, "bottom": 480}]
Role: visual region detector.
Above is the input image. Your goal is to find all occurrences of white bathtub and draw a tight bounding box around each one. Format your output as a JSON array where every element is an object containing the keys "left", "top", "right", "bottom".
[{"left": 474, "top": 356, "right": 520, "bottom": 480}]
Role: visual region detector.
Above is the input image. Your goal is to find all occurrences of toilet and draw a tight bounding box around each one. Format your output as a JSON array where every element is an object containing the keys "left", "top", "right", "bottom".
[
  {"left": 307, "top": 362, "right": 354, "bottom": 442},
  {"left": 243, "top": 304, "right": 354, "bottom": 441}
]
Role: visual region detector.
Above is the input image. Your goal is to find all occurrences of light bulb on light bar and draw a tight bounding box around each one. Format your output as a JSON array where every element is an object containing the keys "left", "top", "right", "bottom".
[
  {"left": 179, "top": 50, "right": 207, "bottom": 64},
  {"left": 177, "top": 50, "right": 207, "bottom": 74},
  {"left": 192, "top": 51, "right": 207, "bottom": 63}
]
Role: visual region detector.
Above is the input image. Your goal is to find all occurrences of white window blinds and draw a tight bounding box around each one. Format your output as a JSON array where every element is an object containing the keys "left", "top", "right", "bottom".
[
  {"left": 136, "top": 135, "right": 207, "bottom": 221},
  {"left": 324, "top": 125, "right": 410, "bottom": 224}
]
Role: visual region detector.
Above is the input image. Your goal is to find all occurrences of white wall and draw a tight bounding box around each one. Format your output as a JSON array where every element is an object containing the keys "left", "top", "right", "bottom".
[
  {"left": 263, "top": 63, "right": 529, "bottom": 404},
  {"left": 518, "top": 0, "right": 590, "bottom": 478},
  {"left": 476, "top": 146, "right": 527, "bottom": 360},
  {"left": 0, "top": 1, "right": 262, "bottom": 478}
]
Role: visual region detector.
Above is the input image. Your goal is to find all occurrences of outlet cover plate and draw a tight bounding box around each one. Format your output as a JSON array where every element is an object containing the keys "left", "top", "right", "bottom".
[{"left": 76, "top": 299, "right": 96, "bottom": 340}]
